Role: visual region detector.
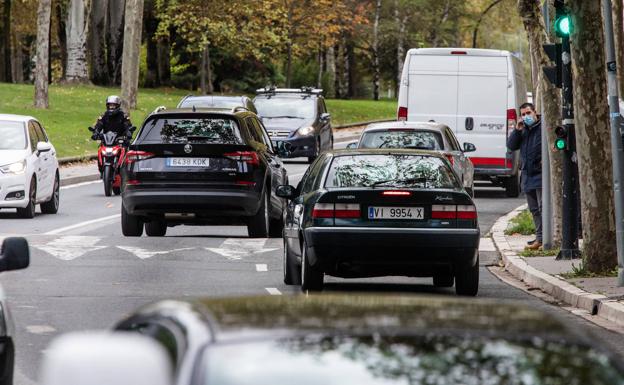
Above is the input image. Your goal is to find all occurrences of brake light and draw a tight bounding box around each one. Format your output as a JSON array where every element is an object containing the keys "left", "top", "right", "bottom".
[
  {"left": 457, "top": 205, "right": 477, "bottom": 219},
  {"left": 235, "top": 180, "right": 256, "bottom": 186},
  {"left": 445, "top": 154, "right": 455, "bottom": 165},
  {"left": 126, "top": 179, "right": 140, "bottom": 185},
  {"left": 431, "top": 204, "right": 478, "bottom": 219},
  {"left": 507, "top": 108, "right": 517, "bottom": 136},
  {"left": 382, "top": 191, "right": 411, "bottom": 196},
  {"left": 451, "top": 51, "right": 467, "bottom": 55},
  {"left": 125, "top": 150, "right": 155, "bottom": 164},
  {"left": 312, "top": 203, "right": 334, "bottom": 218},
  {"left": 312, "top": 203, "right": 361, "bottom": 218},
  {"left": 224, "top": 151, "right": 260, "bottom": 166},
  {"left": 398, "top": 106, "right": 408, "bottom": 121}
]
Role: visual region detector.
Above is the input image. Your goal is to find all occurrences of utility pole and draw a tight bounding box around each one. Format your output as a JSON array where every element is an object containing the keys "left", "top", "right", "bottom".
[
  {"left": 541, "top": 0, "right": 553, "bottom": 250},
  {"left": 602, "top": 0, "right": 624, "bottom": 285}
]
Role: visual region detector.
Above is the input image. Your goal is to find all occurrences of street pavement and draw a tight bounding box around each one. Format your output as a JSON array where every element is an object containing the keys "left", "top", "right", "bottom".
[{"left": 3, "top": 146, "right": 624, "bottom": 384}]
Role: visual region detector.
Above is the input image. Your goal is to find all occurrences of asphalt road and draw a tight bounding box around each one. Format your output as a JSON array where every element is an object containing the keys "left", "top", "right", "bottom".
[{"left": 2, "top": 148, "right": 624, "bottom": 384}]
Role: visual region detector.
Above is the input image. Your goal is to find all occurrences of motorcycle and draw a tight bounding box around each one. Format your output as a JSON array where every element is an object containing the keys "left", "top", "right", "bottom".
[{"left": 88, "top": 128, "right": 134, "bottom": 197}]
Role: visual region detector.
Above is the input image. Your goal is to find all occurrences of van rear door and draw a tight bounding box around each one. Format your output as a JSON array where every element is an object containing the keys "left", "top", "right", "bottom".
[{"left": 455, "top": 55, "right": 508, "bottom": 168}]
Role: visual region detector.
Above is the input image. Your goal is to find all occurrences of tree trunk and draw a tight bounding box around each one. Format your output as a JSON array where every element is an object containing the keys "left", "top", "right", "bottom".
[
  {"left": 199, "top": 45, "right": 213, "bottom": 95},
  {"left": 11, "top": 30, "right": 23, "bottom": 83},
  {"left": 372, "top": 0, "right": 381, "bottom": 101},
  {"left": 472, "top": 0, "right": 503, "bottom": 48},
  {"left": 613, "top": 0, "right": 624, "bottom": 97},
  {"left": 34, "top": 0, "right": 52, "bottom": 108},
  {"left": 569, "top": 0, "right": 617, "bottom": 272},
  {"left": 346, "top": 39, "right": 355, "bottom": 98},
  {"left": 120, "top": 0, "right": 144, "bottom": 110},
  {"left": 333, "top": 43, "right": 341, "bottom": 98},
  {"left": 89, "top": 0, "right": 108, "bottom": 85},
  {"left": 2, "top": 0, "right": 11, "bottom": 82},
  {"left": 107, "top": 0, "right": 125, "bottom": 85},
  {"left": 143, "top": 0, "right": 159, "bottom": 88},
  {"left": 395, "top": 0, "right": 406, "bottom": 97},
  {"left": 286, "top": 39, "right": 293, "bottom": 88},
  {"left": 65, "top": 0, "right": 91, "bottom": 83},
  {"left": 517, "top": 0, "right": 563, "bottom": 245},
  {"left": 56, "top": 0, "right": 68, "bottom": 80},
  {"left": 157, "top": 36, "right": 171, "bottom": 86},
  {"left": 316, "top": 44, "right": 323, "bottom": 89},
  {"left": 430, "top": 0, "right": 451, "bottom": 47}
]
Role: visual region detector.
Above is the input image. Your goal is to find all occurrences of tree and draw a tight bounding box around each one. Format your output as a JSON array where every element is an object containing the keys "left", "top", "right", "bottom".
[
  {"left": 371, "top": 0, "right": 381, "bottom": 100},
  {"left": 1, "top": 0, "right": 11, "bottom": 82},
  {"left": 65, "top": 0, "right": 90, "bottom": 83},
  {"left": 107, "top": 0, "right": 125, "bottom": 85},
  {"left": 34, "top": 0, "right": 52, "bottom": 108},
  {"left": 569, "top": 0, "right": 617, "bottom": 272},
  {"left": 121, "top": 0, "right": 144, "bottom": 110},
  {"left": 89, "top": 0, "right": 108, "bottom": 85},
  {"left": 472, "top": 0, "right": 503, "bottom": 48}
]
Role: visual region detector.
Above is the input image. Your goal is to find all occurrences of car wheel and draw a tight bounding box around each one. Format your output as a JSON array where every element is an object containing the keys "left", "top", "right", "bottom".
[
  {"left": 121, "top": 203, "right": 143, "bottom": 237},
  {"left": 283, "top": 238, "right": 301, "bottom": 285},
  {"left": 17, "top": 178, "right": 36, "bottom": 219},
  {"left": 103, "top": 165, "right": 113, "bottom": 197},
  {"left": 0, "top": 337, "right": 14, "bottom": 385},
  {"left": 269, "top": 212, "right": 284, "bottom": 238},
  {"left": 301, "top": 240, "right": 323, "bottom": 292},
  {"left": 145, "top": 219, "right": 167, "bottom": 237},
  {"left": 41, "top": 173, "right": 60, "bottom": 214},
  {"left": 248, "top": 190, "right": 269, "bottom": 238},
  {"left": 455, "top": 253, "right": 479, "bottom": 296},
  {"left": 433, "top": 274, "right": 454, "bottom": 287},
  {"left": 504, "top": 173, "right": 520, "bottom": 198},
  {"left": 307, "top": 137, "right": 320, "bottom": 163}
]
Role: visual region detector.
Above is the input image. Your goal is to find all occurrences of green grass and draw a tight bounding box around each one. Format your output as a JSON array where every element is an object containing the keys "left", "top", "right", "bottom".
[
  {"left": 0, "top": 83, "right": 397, "bottom": 158},
  {"left": 559, "top": 262, "right": 618, "bottom": 279},
  {"left": 519, "top": 248, "right": 559, "bottom": 258},
  {"left": 504, "top": 210, "right": 536, "bottom": 236}
]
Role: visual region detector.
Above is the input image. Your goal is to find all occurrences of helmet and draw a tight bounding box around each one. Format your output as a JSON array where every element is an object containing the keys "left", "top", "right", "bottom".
[{"left": 106, "top": 95, "right": 121, "bottom": 111}]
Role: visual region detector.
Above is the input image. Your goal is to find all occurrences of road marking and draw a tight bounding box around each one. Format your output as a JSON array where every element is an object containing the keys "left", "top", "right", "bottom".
[
  {"left": 26, "top": 325, "right": 56, "bottom": 335},
  {"left": 479, "top": 237, "right": 496, "bottom": 252},
  {"left": 45, "top": 214, "right": 120, "bottom": 235},
  {"left": 117, "top": 246, "right": 194, "bottom": 260},
  {"left": 265, "top": 287, "right": 282, "bottom": 295},
  {"left": 206, "top": 238, "right": 279, "bottom": 260},
  {"left": 256, "top": 264, "right": 268, "bottom": 272},
  {"left": 60, "top": 180, "right": 101, "bottom": 190},
  {"left": 35, "top": 236, "right": 106, "bottom": 261}
]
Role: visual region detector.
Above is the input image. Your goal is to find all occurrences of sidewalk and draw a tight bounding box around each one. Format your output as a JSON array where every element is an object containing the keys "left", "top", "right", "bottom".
[{"left": 492, "top": 205, "right": 624, "bottom": 327}]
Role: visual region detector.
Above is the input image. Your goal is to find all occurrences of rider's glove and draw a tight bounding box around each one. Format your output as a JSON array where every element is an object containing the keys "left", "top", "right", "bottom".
[{"left": 91, "top": 133, "right": 98, "bottom": 140}]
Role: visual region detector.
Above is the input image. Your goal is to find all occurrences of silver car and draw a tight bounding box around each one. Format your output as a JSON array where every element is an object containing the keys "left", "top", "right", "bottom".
[{"left": 349, "top": 121, "right": 476, "bottom": 196}]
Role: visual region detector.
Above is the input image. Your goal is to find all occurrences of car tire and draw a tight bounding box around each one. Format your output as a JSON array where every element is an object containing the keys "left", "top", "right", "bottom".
[
  {"left": 248, "top": 190, "right": 269, "bottom": 238},
  {"left": 41, "top": 173, "right": 60, "bottom": 214},
  {"left": 0, "top": 338, "right": 14, "bottom": 385},
  {"left": 145, "top": 219, "right": 167, "bottom": 237},
  {"left": 455, "top": 253, "right": 479, "bottom": 296},
  {"left": 17, "top": 178, "right": 36, "bottom": 219},
  {"left": 269, "top": 213, "right": 284, "bottom": 238},
  {"left": 307, "top": 137, "right": 320, "bottom": 163},
  {"left": 433, "top": 274, "right": 454, "bottom": 287},
  {"left": 301, "top": 240, "right": 323, "bottom": 292},
  {"left": 103, "top": 165, "right": 113, "bottom": 197},
  {"left": 504, "top": 173, "right": 520, "bottom": 198},
  {"left": 121, "top": 203, "right": 143, "bottom": 237},
  {"left": 283, "top": 238, "right": 301, "bottom": 285}
]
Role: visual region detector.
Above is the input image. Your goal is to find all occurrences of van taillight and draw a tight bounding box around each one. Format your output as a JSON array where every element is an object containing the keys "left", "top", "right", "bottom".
[
  {"left": 125, "top": 150, "right": 155, "bottom": 164},
  {"left": 312, "top": 203, "right": 360, "bottom": 218},
  {"left": 398, "top": 106, "right": 408, "bottom": 121},
  {"left": 451, "top": 51, "right": 467, "bottom": 55},
  {"left": 431, "top": 205, "right": 477, "bottom": 220},
  {"left": 507, "top": 108, "right": 517, "bottom": 135},
  {"left": 224, "top": 151, "right": 260, "bottom": 166}
]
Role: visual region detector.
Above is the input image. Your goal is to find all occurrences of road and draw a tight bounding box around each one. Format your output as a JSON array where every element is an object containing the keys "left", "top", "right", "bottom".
[{"left": 2, "top": 147, "right": 624, "bottom": 384}]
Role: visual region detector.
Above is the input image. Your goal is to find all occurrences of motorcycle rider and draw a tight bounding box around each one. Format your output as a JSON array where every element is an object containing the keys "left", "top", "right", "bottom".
[{"left": 91, "top": 95, "right": 133, "bottom": 140}]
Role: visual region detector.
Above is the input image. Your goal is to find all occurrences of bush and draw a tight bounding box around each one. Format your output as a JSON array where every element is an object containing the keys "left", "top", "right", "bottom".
[{"left": 504, "top": 210, "right": 535, "bottom": 236}]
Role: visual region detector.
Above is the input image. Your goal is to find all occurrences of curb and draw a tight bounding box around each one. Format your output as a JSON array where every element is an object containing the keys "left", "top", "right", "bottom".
[
  {"left": 58, "top": 154, "right": 97, "bottom": 166},
  {"left": 491, "top": 205, "right": 624, "bottom": 326},
  {"left": 60, "top": 174, "right": 100, "bottom": 187}
]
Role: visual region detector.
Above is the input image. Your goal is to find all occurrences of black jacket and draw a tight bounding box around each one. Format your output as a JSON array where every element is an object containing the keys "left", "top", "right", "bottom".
[
  {"left": 94, "top": 109, "right": 132, "bottom": 137},
  {"left": 507, "top": 119, "right": 542, "bottom": 192}
]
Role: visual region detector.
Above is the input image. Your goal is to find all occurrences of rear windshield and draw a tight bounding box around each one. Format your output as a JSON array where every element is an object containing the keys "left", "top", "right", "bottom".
[
  {"left": 0, "top": 121, "right": 27, "bottom": 150},
  {"left": 139, "top": 118, "right": 243, "bottom": 144},
  {"left": 179, "top": 98, "right": 243, "bottom": 109},
  {"left": 359, "top": 130, "right": 443, "bottom": 150},
  {"left": 325, "top": 154, "right": 457, "bottom": 189}
]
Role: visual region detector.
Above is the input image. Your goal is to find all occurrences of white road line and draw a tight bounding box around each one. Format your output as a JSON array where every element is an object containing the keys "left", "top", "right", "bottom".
[
  {"left": 256, "top": 264, "right": 268, "bottom": 272},
  {"left": 35, "top": 236, "right": 106, "bottom": 261},
  {"left": 206, "top": 238, "right": 279, "bottom": 260},
  {"left": 44, "top": 214, "right": 120, "bottom": 235},
  {"left": 265, "top": 287, "right": 282, "bottom": 295},
  {"left": 60, "top": 180, "right": 101, "bottom": 190},
  {"left": 117, "top": 246, "right": 195, "bottom": 260},
  {"left": 26, "top": 325, "right": 56, "bottom": 335}
]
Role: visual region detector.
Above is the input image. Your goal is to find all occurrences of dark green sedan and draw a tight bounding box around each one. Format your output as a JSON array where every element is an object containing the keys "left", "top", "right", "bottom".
[{"left": 276, "top": 149, "right": 480, "bottom": 294}]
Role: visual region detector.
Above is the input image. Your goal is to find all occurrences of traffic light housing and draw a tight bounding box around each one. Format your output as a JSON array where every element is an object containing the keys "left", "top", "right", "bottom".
[
  {"left": 554, "top": 125, "right": 568, "bottom": 150},
  {"left": 543, "top": 43, "right": 562, "bottom": 88},
  {"left": 554, "top": 0, "right": 572, "bottom": 37}
]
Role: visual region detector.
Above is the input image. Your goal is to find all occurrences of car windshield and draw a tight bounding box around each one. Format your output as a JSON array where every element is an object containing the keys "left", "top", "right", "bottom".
[
  {"left": 140, "top": 118, "right": 243, "bottom": 144},
  {"left": 0, "top": 121, "right": 27, "bottom": 150},
  {"left": 202, "top": 335, "right": 624, "bottom": 385},
  {"left": 254, "top": 97, "right": 315, "bottom": 119},
  {"left": 179, "top": 97, "right": 245, "bottom": 110},
  {"left": 360, "top": 130, "right": 444, "bottom": 150},
  {"left": 325, "top": 154, "right": 457, "bottom": 189}
]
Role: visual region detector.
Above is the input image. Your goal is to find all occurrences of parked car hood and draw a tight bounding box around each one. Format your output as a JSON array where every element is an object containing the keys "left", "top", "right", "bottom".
[
  {"left": 0, "top": 149, "right": 27, "bottom": 166},
  {"left": 261, "top": 117, "right": 314, "bottom": 132}
]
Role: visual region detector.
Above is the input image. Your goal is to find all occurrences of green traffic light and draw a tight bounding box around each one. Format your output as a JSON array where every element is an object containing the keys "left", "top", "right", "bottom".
[
  {"left": 555, "top": 138, "right": 566, "bottom": 150},
  {"left": 555, "top": 15, "right": 571, "bottom": 36}
]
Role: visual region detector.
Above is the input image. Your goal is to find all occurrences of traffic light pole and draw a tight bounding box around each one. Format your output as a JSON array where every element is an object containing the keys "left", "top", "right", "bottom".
[
  {"left": 602, "top": 0, "right": 624, "bottom": 285},
  {"left": 556, "top": 33, "right": 581, "bottom": 260}
]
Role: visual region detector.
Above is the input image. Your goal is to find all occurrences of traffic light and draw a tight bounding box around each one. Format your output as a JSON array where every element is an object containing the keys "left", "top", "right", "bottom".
[
  {"left": 543, "top": 43, "right": 562, "bottom": 88},
  {"left": 555, "top": 126, "right": 568, "bottom": 150},
  {"left": 554, "top": 0, "right": 572, "bottom": 37}
]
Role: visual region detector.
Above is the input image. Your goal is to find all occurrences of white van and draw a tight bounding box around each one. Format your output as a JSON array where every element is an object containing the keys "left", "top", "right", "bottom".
[{"left": 397, "top": 48, "right": 528, "bottom": 197}]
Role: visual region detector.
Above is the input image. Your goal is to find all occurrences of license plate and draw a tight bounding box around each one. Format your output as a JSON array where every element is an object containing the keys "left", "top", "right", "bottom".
[
  {"left": 167, "top": 157, "right": 209, "bottom": 167},
  {"left": 368, "top": 206, "right": 424, "bottom": 220}
]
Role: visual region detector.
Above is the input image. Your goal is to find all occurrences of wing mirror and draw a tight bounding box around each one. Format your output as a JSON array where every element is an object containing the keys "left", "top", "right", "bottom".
[
  {"left": 276, "top": 141, "right": 293, "bottom": 158},
  {"left": 276, "top": 185, "right": 296, "bottom": 199},
  {"left": 37, "top": 142, "right": 52, "bottom": 153},
  {"left": 463, "top": 142, "right": 477, "bottom": 153},
  {"left": 346, "top": 142, "right": 358, "bottom": 149},
  {"left": 40, "top": 332, "right": 172, "bottom": 385},
  {"left": 0, "top": 237, "right": 30, "bottom": 272},
  {"left": 320, "top": 112, "right": 331, "bottom": 122}
]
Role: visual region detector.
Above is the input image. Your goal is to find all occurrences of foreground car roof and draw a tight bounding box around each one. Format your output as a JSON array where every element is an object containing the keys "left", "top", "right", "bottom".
[{"left": 0, "top": 114, "right": 34, "bottom": 123}]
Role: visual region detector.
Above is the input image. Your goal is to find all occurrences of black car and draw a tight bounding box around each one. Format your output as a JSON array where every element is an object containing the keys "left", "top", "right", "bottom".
[
  {"left": 254, "top": 87, "right": 332, "bottom": 163},
  {"left": 120, "top": 107, "right": 288, "bottom": 238},
  {"left": 40, "top": 295, "right": 624, "bottom": 385},
  {"left": 177, "top": 95, "right": 257, "bottom": 114},
  {"left": 276, "top": 149, "right": 480, "bottom": 295}
]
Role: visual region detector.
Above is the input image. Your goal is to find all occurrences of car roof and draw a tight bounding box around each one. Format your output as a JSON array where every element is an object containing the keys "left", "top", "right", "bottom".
[
  {"left": 0, "top": 114, "right": 35, "bottom": 123},
  {"left": 363, "top": 121, "right": 451, "bottom": 133},
  {"left": 148, "top": 107, "right": 252, "bottom": 118},
  {"left": 328, "top": 148, "right": 447, "bottom": 159}
]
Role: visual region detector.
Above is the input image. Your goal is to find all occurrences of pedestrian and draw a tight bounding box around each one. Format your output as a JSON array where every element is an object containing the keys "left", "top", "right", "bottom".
[{"left": 507, "top": 102, "right": 542, "bottom": 250}]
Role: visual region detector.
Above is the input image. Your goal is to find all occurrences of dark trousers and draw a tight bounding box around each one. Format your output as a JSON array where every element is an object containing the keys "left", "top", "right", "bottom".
[{"left": 526, "top": 189, "right": 542, "bottom": 243}]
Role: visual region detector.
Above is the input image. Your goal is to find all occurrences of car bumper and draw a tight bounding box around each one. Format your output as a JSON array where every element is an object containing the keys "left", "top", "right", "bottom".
[
  {"left": 303, "top": 227, "right": 480, "bottom": 276},
  {"left": 0, "top": 173, "right": 28, "bottom": 209},
  {"left": 474, "top": 167, "right": 516, "bottom": 177},
  {"left": 271, "top": 135, "right": 316, "bottom": 158}
]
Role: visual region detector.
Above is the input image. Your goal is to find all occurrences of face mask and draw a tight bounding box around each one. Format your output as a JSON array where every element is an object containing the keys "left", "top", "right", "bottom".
[{"left": 523, "top": 114, "right": 535, "bottom": 126}]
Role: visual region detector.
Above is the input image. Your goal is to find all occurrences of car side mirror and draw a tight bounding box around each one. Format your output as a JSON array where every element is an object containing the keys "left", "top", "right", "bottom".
[
  {"left": 40, "top": 332, "right": 172, "bottom": 385},
  {"left": 463, "top": 142, "right": 476, "bottom": 153},
  {"left": 276, "top": 185, "right": 296, "bottom": 199},
  {"left": 129, "top": 126, "right": 137, "bottom": 133},
  {"left": 0, "top": 237, "right": 29, "bottom": 272},
  {"left": 37, "top": 142, "right": 52, "bottom": 153},
  {"left": 320, "top": 113, "right": 331, "bottom": 122},
  {"left": 276, "top": 141, "right": 292, "bottom": 158},
  {"left": 346, "top": 142, "right": 358, "bottom": 149}
]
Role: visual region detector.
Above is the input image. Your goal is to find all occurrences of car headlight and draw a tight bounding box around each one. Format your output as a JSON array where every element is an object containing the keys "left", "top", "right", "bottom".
[
  {"left": 297, "top": 126, "right": 315, "bottom": 136},
  {"left": 0, "top": 160, "right": 26, "bottom": 175}
]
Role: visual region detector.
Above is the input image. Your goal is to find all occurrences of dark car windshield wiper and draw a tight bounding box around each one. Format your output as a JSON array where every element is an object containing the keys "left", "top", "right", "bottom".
[
  {"left": 263, "top": 115, "right": 304, "bottom": 119},
  {"left": 371, "top": 177, "right": 429, "bottom": 188}
]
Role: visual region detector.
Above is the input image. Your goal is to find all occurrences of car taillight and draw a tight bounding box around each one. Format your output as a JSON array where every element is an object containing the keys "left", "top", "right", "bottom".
[
  {"left": 445, "top": 154, "right": 455, "bottom": 165},
  {"left": 431, "top": 204, "right": 477, "bottom": 220},
  {"left": 381, "top": 190, "right": 412, "bottom": 196},
  {"left": 398, "top": 106, "right": 408, "bottom": 121},
  {"left": 312, "top": 203, "right": 360, "bottom": 218},
  {"left": 126, "top": 179, "right": 140, "bottom": 185},
  {"left": 224, "top": 151, "right": 260, "bottom": 166},
  {"left": 451, "top": 51, "right": 467, "bottom": 55},
  {"left": 507, "top": 108, "right": 517, "bottom": 136},
  {"left": 125, "top": 150, "right": 155, "bottom": 164},
  {"left": 457, "top": 205, "right": 477, "bottom": 219},
  {"left": 235, "top": 180, "right": 256, "bottom": 186}
]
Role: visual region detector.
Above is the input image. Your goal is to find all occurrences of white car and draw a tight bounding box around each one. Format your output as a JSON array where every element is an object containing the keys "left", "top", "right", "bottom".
[{"left": 0, "top": 115, "right": 59, "bottom": 218}]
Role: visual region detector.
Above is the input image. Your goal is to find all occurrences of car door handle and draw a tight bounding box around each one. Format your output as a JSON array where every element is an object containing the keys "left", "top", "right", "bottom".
[{"left": 465, "top": 117, "right": 474, "bottom": 131}]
